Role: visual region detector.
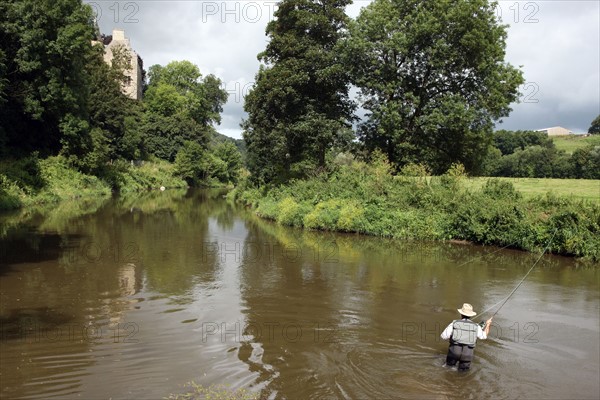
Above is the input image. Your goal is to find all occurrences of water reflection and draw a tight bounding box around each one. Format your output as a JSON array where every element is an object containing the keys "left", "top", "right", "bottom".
[
  {"left": 235, "top": 211, "right": 599, "bottom": 399},
  {"left": 0, "top": 189, "right": 598, "bottom": 399}
]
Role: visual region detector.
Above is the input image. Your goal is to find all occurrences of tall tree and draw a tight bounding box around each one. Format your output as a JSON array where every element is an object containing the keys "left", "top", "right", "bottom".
[
  {"left": 345, "top": 0, "right": 524, "bottom": 173},
  {"left": 588, "top": 115, "right": 600, "bottom": 135},
  {"left": 0, "top": 0, "right": 96, "bottom": 157},
  {"left": 142, "top": 60, "right": 228, "bottom": 161},
  {"left": 214, "top": 141, "right": 243, "bottom": 184},
  {"left": 145, "top": 61, "right": 227, "bottom": 126},
  {"left": 243, "top": 0, "right": 355, "bottom": 184}
]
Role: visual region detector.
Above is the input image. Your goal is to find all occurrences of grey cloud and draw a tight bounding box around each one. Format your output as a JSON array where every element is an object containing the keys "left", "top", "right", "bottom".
[{"left": 499, "top": 0, "right": 599, "bottom": 132}]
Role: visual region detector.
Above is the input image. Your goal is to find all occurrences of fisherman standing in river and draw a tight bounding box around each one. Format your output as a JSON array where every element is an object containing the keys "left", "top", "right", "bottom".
[{"left": 440, "top": 303, "right": 493, "bottom": 371}]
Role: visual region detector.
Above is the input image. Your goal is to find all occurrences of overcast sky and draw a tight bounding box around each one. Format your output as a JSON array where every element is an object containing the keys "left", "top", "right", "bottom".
[{"left": 88, "top": 0, "right": 600, "bottom": 139}]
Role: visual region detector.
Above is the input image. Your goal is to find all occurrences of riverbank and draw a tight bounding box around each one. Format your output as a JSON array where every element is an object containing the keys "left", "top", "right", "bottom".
[
  {"left": 0, "top": 155, "right": 187, "bottom": 211},
  {"left": 228, "top": 160, "right": 600, "bottom": 261}
]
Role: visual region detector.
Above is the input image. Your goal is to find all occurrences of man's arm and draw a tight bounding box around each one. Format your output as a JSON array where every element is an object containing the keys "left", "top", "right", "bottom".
[
  {"left": 440, "top": 322, "right": 453, "bottom": 340},
  {"left": 477, "top": 318, "right": 493, "bottom": 339}
]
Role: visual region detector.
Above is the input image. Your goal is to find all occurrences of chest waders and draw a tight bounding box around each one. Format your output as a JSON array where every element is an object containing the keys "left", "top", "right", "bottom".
[{"left": 446, "top": 319, "right": 478, "bottom": 371}]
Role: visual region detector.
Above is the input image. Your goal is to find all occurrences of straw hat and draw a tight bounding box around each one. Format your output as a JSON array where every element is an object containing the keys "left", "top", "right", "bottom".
[{"left": 457, "top": 303, "right": 476, "bottom": 317}]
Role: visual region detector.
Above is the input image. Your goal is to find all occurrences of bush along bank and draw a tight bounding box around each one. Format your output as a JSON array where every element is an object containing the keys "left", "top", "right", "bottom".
[
  {"left": 228, "top": 160, "right": 600, "bottom": 261},
  {"left": 0, "top": 154, "right": 188, "bottom": 211}
]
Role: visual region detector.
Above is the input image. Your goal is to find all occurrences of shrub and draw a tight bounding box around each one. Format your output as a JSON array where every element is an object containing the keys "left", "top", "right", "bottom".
[
  {"left": 0, "top": 175, "right": 24, "bottom": 210},
  {"left": 446, "top": 191, "right": 527, "bottom": 246},
  {"left": 174, "top": 141, "right": 206, "bottom": 185},
  {"left": 0, "top": 152, "right": 45, "bottom": 194},
  {"left": 37, "top": 156, "right": 110, "bottom": 202},
  {"left": 255, "top": 198, "right": 279, "bottom": 220},
  {"left": 482, "top": 179, "right": 521, "bottom": 201},
  {"left": 571, "top": 145, "right": 600, "bottom": 179},
  {"left": 399, "top": 162, "right": 430, "bottom": 177},
  {"left": 276, "top": 197, "right": 310, "bottom": 227},
  {"left": 337, "top": 201, "right": 368, "bottom": 232},
  {"left": 439, "top": 164, "right": 466, "bottom": 190},
  {"left": 304, "top": 199, "right": 344, "bottom": 230},
  {"left": 115, "top": 160, "right": 187, "bottom": 192},
  {"left": 547, "top": 208, "right": 600, "bottom": 258}
]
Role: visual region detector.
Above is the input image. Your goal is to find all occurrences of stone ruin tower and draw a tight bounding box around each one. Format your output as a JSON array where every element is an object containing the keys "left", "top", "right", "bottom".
[{"left": 96, "top": 29, "right": 144, "bottom": 100}]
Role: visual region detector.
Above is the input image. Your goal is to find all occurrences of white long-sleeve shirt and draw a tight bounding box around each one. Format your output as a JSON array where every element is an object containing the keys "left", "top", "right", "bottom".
[{"left": 440, "top": 319, "right": 487, "bottom": 341}]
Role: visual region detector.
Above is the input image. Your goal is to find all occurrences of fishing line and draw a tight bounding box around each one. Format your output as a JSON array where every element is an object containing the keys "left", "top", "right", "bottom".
[
  {"left": 474, "top": 229, "right": 558, "bottom": 321},
  {"left": 454, "top": 240, "right": 518, "bottom": 268}
]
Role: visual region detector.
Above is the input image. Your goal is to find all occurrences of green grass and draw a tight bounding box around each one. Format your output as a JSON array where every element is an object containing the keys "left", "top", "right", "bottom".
[
  {"left": 463, "top": 177, "right": 600, "bottom": 202},
  {"left": 551, "top": 135, "right": 600, "bottom": 154},
  {"left": 109, "top": 158, "right": 188, "bottom": 193},
  {"left": 0, "top": 155, "right": 112, "bottom": 210}
]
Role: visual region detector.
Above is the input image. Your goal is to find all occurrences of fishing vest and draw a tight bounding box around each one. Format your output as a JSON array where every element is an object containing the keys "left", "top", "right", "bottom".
[{"left": 451, "top": 319, "right": 479, "bottom": 347}]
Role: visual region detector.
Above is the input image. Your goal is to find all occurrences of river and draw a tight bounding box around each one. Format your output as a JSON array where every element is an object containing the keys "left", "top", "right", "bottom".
[{"left": 0, "top": 189, "right": 598, "bottom": 399}]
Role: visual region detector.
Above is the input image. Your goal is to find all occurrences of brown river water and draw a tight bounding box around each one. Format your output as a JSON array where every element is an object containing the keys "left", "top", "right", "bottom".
[{"left": 0, "top": 189, "right": 598, "bottom": 399}]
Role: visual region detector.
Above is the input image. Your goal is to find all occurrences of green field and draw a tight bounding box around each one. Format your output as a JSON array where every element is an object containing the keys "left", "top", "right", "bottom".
[
  {"left": 464, "top": 177, "right": 600, "bottom": 202},
  {"left": 551, "top": 135, "right": 600, "bottom": 154}
]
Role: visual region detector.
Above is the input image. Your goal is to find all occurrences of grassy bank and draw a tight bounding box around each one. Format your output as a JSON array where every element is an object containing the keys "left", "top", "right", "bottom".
[
  {"left": 463, "top": 177, "right": 599, "bottom": 202},
  {"left": 229, "top": 160, "right": 600, "bottom": 261},
  {"left": 551, "top": 135, "right": 600, "bottom": 154},
  {"left": 0, "top": 155, "right": 187, "bottom": 211}
]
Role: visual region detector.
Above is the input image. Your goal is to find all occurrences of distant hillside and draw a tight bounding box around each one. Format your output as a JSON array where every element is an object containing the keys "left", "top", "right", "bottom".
[
  {"left": 552, "top": 135, "right": 600, "bottom": 154},
  {"left": 212, "top": 131, "right": 247, "bottom": 163}
]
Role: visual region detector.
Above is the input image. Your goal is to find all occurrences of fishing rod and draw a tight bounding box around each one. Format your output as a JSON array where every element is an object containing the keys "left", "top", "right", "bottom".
[{"left": 474, "top": 229, "right": 558, "bottom": 322}]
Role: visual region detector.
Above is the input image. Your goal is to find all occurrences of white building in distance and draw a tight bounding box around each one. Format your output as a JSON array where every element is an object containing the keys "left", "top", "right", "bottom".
[{"left": 535, "top": 126, "right": 574, "bottom": 136}]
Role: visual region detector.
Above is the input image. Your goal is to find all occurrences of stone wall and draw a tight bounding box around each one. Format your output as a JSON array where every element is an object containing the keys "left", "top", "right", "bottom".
[{"left": 102, "top": 29, "right": 143, "bottom": 100}]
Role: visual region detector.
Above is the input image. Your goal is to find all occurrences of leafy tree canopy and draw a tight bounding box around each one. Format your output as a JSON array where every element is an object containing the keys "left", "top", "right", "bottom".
[
  {"left": 0, "top": 0, "right": 96, "bottom": 156},
  {"left": 588, "top": 115, "right": 600, "bottom": 135},
  {"left": 214, "top": 141, "right": 243, "bottom": 184},
  {"left": 243, "top": 0, "right": 355, "bottom": 184},
  {"left": 344, "top": 0, "right": 524, "bottom": 174},
  {"left": 492, "top": 129, "right": 554, "bottom": 155},
  {"left": 145, "top": 61, "right": 227, "bottom": 126}
]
